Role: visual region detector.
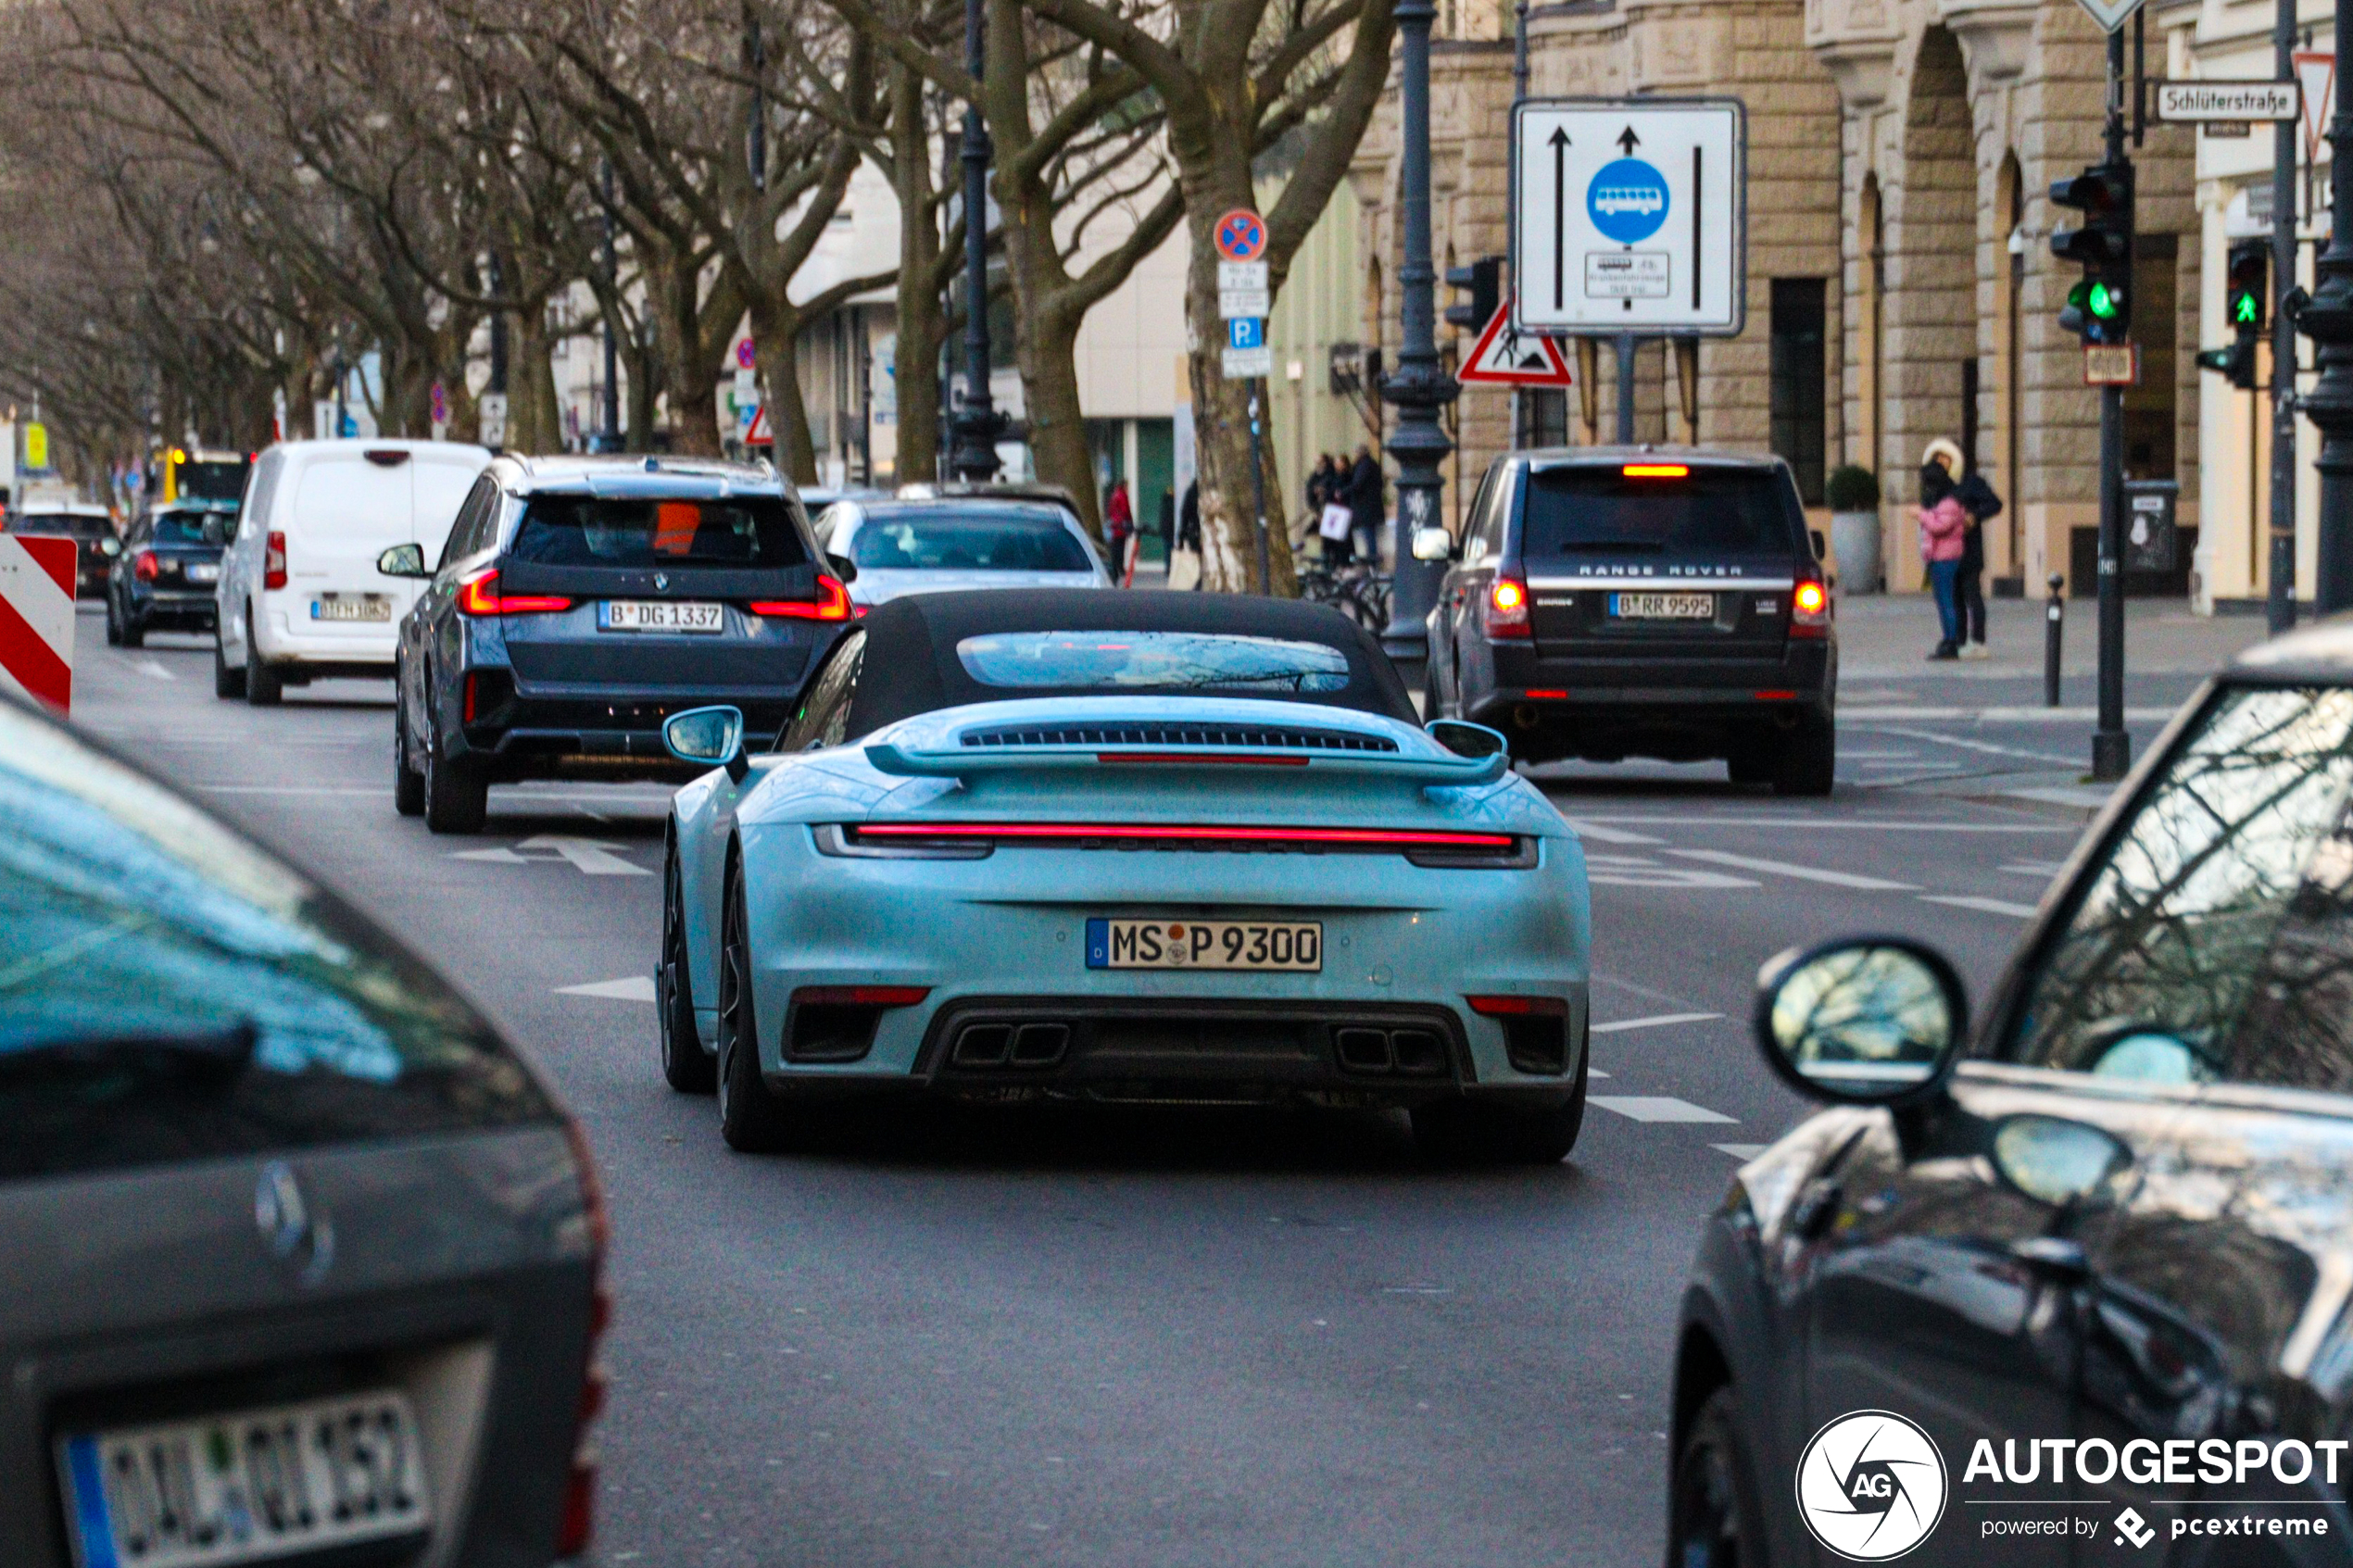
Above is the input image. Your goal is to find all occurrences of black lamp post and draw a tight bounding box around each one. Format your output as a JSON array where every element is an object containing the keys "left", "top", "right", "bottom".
[
  {"left": 947, "top": 0, "right": 1004, "bottom": 481},
  {"left": 1379, "top": 0, "right": 1456, "bottom": 674},
  {"left": 2298, "top": 0, "right": 2353, "bottom": 612}
]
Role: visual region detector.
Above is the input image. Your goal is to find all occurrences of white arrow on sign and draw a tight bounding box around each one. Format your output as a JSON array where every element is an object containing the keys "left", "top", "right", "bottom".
[{"left": 451, "top": 834, "right": 651, "bottom": 875}]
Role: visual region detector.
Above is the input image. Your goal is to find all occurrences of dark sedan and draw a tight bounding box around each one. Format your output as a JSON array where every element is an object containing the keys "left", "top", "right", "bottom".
[
  {"left": 0, "top": 692, "right": 610, "bottom": 1565},
  {"left": 1669, "top": 619, "right": 2353, "bottom": 1567},
  {"left": 107, "top": 499, "right": 235, "bottom": 646},
  {"left": 384, "top": 455, "right": 848, "bottom": 833}
]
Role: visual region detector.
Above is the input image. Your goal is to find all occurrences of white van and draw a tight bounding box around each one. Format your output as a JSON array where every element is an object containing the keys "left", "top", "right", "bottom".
[{"left": 214, "top": 440, "right": 490, "bottom": 704}]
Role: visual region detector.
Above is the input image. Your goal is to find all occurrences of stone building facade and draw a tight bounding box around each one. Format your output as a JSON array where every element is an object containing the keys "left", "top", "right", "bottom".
[{"left": 1349, "top": 0, "right": 2213, "bottom": 599}]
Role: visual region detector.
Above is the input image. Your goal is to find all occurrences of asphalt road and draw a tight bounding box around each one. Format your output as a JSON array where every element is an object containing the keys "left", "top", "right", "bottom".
[{"left": 63, "top": 605, "right": 2197, "bottom": 1568}]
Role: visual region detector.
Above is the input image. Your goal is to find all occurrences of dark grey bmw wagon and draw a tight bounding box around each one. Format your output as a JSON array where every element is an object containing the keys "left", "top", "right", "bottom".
[{"left": 0, "top": 696, "right": 608, "bottom": 1566}]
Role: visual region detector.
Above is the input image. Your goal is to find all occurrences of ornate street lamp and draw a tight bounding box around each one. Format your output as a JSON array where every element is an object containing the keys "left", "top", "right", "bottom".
[
  {"left": 1378, "top": 0, "right": 1457, "bottom": 673},
  {"left": 2296, "top": 0, "right": 2353, "bottom": 611},
  {"left": 947, "top": 0, "right": 1004, "bottom": 481}
]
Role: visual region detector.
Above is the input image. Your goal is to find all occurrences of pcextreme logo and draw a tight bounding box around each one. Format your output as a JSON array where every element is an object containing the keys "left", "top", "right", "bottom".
[{"left": 1795, "top": 1411, "right": 1950, "bottom": 1562}]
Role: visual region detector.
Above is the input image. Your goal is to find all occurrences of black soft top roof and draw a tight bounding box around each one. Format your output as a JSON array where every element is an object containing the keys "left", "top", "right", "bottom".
[{"left": 842, "top": 588, "right": 1418, "bottom": 735}]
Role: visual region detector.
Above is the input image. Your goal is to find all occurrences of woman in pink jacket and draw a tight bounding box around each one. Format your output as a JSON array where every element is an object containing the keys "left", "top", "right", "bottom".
[{"left": 1918, "top": 443, "right": 1968, "bottom": 659}]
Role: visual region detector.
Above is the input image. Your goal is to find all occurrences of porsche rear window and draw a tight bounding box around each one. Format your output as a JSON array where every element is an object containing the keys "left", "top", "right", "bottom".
[
  {"left": 510, "top": 496, "right": 808, "bottom": 570},
  {"left": 957, "top": 632, "right": 1352, "bottom": 694}
]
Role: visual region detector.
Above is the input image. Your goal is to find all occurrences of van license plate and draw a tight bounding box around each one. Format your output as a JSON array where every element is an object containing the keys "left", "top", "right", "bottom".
[
  {"left": 1609, "top": 592, "right": 1714, "bottom": 620},
  {"left": 311, "top": 595, "right": 390, "bottom": 621},
  {"left": 58, "top": 1389, "right": 432, "bottom": 1568},
  {"left": 1086, "top": 918, "right": 1322, "bottom": 972},
  {"left": 602, "top": 600, "right": 724, "bottom": 633}
]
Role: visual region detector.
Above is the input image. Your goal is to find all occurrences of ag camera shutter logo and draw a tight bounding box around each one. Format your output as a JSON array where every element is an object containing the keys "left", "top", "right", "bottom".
[
  {"left": 1587, "top": 158, "right": 1670, "bottom": 245},
  {"left": 1795, "top": 1411, "right": 1948, "bottom": 1561}
]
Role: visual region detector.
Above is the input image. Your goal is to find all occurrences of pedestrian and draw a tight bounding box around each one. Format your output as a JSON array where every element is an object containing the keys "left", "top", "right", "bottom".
[
  {"left": 1171, "top": 478, "right": 1202, "bottom": 590},
  {"left": 1950, "top": 456, "right": 2003, "bottom": 659},
  {"left": 1346, "top": 445, "right": 1383, "bottom": 565},
  {"left": 1917, "top": 440, "right": 1968, "bottom": 660},
  {"left": 1104, "top": 477, "right": 1135, "bottom": 586}
]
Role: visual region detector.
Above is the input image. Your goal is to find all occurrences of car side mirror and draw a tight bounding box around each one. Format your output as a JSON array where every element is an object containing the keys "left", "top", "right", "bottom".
[
  {"left": 1990, "top": 1114, "right": 2131, "bottom": 1209},
  {"left": 1753, "top": 936, "right": 1967, "bottom": 1106},
  {"left": 1809, "top": 528, "right": 1827, "bottom": 561},
  {"left": 1411, "top": 526, "right": 1455, "bottom": 563},
  {"left": 376, "top": 543, "right": 429, "bottom": 579},
  {"left": 1426, "top": 718, "right": 1507, "bottom": 759},
  {"left": 824, "top": 551, "right": 859, "bottom": 584},
  {"left": 664, "top": 705, "right": 748, "bottom": 781}
]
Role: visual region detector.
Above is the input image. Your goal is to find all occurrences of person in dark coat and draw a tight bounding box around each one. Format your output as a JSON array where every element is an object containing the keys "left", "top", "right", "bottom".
[
  {"left": 1951, "top": 465, "right": 2003, "bottom": 659},
  {"left": 1346, "top": 446, "right": 1383, "bottom": 564}
]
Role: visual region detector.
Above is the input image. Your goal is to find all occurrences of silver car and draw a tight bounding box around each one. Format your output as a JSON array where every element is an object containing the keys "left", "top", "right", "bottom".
[
  {"left": 819, "top": 495, "right": 1111, "bottom": 608},
  {"left": 0, "top": 696, "right": 606, "bottom": 1566}
]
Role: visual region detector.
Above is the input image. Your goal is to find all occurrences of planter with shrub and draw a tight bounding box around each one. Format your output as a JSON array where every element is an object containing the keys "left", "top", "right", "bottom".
[{"left": 1824, "top": 465, "right": 1882, "bottom": 595}]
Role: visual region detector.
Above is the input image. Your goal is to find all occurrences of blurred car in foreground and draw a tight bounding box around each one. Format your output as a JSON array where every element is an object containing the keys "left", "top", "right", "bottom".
[
  {"left": 1669, "top": 620, "right": 2353, "bottom": 1566},
  {"left": 382, "top": 455, "right": 847, "bottom": 833},
  {"left": 656, "top": 589, "right": 1593, "bottom": 1163},
  {"left": 818, "top": 494, "right": 1109, "bottom": 608},
  {"left": 6, "top": 500, "right": 118, "bottom": 596},
  {"left": 0, "top": 694, "right": 608, "bottom": 1565},
  {"left": 107, "top": 498, "right": 237, "bottom": 646}
]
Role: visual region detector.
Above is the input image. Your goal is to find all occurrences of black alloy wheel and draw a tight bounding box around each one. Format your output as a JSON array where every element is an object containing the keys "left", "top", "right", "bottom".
[
  {"left": 392, "top": 680, "right": 424, "bottom": 818},
  {"left": 715, "top": 859, "right": 791, "bottom": 1150},
  {"left": 1667, "top": 1387, "right": 1770, "bottom": 1568},
  {"left": 659, "top": 847, "right": 715, "bottom": 1093},
  {"left": 212, "top": 631, "right": 245, "bottom": 698},
  {"left": 422, "top": 714, "right": 488, "bottom": 834}
]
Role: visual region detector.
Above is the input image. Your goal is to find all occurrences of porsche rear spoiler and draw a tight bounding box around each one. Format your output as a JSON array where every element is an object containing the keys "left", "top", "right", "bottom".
[{"left": 862, "top": 741, "right": 1510, "bottom": 788}]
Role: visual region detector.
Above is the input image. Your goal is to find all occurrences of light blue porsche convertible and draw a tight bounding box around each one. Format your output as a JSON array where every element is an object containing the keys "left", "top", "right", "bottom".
[{"left": 655, "top": 589, "right": 1593, "bottom": 1161}]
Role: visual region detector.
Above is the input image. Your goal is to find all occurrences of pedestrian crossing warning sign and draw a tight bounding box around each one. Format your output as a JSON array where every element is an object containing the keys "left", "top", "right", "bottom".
[{"left": 1457, "top": 300, "right": 1574, "bottom": 386}]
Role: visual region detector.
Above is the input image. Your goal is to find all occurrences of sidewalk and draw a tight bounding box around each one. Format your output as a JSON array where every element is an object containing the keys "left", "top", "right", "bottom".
[{"left": 1832, "top": 590, "right": 2270, "bottom": 683}]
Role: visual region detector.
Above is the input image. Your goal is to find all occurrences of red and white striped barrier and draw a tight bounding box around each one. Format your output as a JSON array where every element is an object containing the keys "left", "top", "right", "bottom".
[{"left": 0, "top": 533, "right": 76, "bottom": 712}]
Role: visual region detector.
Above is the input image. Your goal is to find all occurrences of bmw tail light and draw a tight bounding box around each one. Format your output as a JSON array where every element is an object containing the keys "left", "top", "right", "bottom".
[
  {"left": 133, "top": 549, "right": 159, "bottom": 583},
  {"left": 557, "top": 1119, "right": 610, "bottom": 1559},
  {"left": 749, "top": 574, "right": 852, "bottom": 621},
  {"left": 1791, "top": 578, "right": 1831, "bottom": 639},
  {"left": 263, "top": 531, "right": 287, "bottom": 590},
  {"left": 1485, "top": 576, "right": 1531, "bottom": 639},
  {"left": 459, "top": 567, "right": 572, "bottom": 617}
]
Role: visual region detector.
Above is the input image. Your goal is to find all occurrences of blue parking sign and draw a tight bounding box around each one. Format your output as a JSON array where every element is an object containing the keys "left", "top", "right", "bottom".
[{"left": 1227, "top": 317, "right": 1265, "bottom": 350}]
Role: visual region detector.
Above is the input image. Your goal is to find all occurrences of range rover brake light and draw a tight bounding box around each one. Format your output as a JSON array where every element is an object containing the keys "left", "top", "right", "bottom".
[
  {"left": 1792, "top": 578, "right": 1831, "bottom": 638},
  {"left": 1485, "top": 576, "right": 1531, "bottom": 639}
]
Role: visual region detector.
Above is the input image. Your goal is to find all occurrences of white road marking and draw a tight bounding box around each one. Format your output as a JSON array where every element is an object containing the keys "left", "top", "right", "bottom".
[
  {"left": 1843, "top": 706, "right": 2177, "bottom": 722},
  {"left": 451, "top": 834, "right": 649, "bottom": 875},
  {"left": 197, "top": 785, "right": 390, "bottom": 796},
  {"left": 1561, "top": 817, "right": 1665, "bottom": 845},
  {"left": 2002, "top": 861, "right": 2068, "bottom": 878},
  {"left": 1837, "top": 750, "right": 1919, "bottom": 761},
  {"left": 135, "top": 659, "right": 175, "bottom": 682},
  {"left": 2004, "top": 784, "right": 2117, "bottom": 810},
  {"left": 1591, "top": 1011, "right": 1722, "bottom": 1035},
  {"left": 1588, "top": 1068, "right": 1611, "bottom": 1078},
  {"left": 1919, "top": 894, "right": 2040, "bottom": 918},
  {"left": 1591, "top": 1096, "right": 1738, "bottom": 1124},
  {"left": 557, "top": 976, "right": 658, "bottom": 1001},
  {"left": 1668, "top": 849, "right": 1919, "bottom": 891},
  {"left": 1712, "top": 1143, "right": 1769, "bottom": 1159},
  {"left": 1867, "top": 724, "right": 2078, "bottom": 768},
  {"left": 1588, "top": 865, "right": 1759, "bottom": 889}
]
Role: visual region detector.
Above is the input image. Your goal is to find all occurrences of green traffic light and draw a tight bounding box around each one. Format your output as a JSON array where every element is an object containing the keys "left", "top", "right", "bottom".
[
  {"left": 2233, "top": 293, "right": 2259, "bottom": 324},
  {"left": 2087, "top": 281, "right": 2122, "bottom": 320}
]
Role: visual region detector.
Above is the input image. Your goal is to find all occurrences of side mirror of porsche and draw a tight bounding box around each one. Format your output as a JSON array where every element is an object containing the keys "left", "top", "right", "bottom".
[
  {"left": 1426, "top": 718, "right": 1507, "bottom": 759},
  {"left": 1752, "top": 936, "right": 1967, "bottom": 1107},
  {"left": 664, "top": 705, "right": 748, "bottom": 781},
  {"left": 1411, "top": 526, "right": 1455, "bottom": 563},
  {"left": 375, "top": 543, "right": 429, "bottom": 579}
]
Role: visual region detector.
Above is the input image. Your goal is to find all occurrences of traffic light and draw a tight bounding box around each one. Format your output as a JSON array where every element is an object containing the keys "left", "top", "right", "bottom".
[
  {"left": 1445, "top": 257, "right": 1501, "bottom": 335},
  {"left": 2050, "top": 162, "right": 2133, "bottom": 345},
  {"left": 2196, "top": 238, "right": 2269, "bottom": 389},
  {"left": 2226, "top": 238, "right": 2268, "bottom": 332}
]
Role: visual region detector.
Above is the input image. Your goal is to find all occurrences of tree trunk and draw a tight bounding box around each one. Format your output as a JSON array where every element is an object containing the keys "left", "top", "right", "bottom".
[
  {"left": 1014, "top": 307, "right": 1098, "bottom": 539},
  {"left": 512, "top": 307, "right": 564, "bottom": 453},
  {"left": 749, "top": 295, "right": 819, "bottom": 484},
  {"left": 888, "top": 64, "right": 942, "bottom": 484},
  {"left": 1177, "top": 166, "right": 1293, "bottom": 595}
]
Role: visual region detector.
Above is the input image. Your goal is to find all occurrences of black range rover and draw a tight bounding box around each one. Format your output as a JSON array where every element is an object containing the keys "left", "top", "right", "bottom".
[{"left": 1424, "top": 448, "right": 1836, "bottom": 796}]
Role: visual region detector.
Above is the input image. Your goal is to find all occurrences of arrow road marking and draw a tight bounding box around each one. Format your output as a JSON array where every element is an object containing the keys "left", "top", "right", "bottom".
[
  {"left": 557, "top": 976, "right": 659, "bottom": 1001},
  {"left": 451, "top": 834, "right": 650, "bottom": 875}
]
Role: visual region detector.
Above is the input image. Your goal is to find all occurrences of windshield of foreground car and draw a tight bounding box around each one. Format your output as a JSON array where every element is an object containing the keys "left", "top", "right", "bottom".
[
  {"left": 0, "top": 703, "right": 553, "bottom": 1180},
  {"left": 957, "top": 631, "right": 1353, "bottom": 694},
  {"left": 850, "top": 507, "right": 1090, "bottom": 573},
  {"left": 1520, "top": 468, "right": 1798, "bottom": 557},
  {"left": 509, "top": 495, "right": 809, "bottom": 570}
]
